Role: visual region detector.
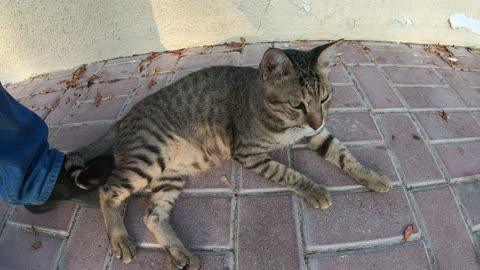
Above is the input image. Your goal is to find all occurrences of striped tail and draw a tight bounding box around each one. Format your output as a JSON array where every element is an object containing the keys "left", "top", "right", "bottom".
[{"left": 64, "top": 123, "right": 118, "bottom": 189}]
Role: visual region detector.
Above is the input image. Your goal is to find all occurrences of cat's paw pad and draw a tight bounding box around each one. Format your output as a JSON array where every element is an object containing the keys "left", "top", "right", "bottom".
[
  {"left": 111, "top": 234, "right": 136, "bottom": 264},
  {"left": 367, "top": 174, "right": 392, "bottom": 193},
  {"left": 167, "top": 247, "right": 200, "bottom": 270},
  {"left": 299, "top": 184, "right": 332, "bottom": 209}
]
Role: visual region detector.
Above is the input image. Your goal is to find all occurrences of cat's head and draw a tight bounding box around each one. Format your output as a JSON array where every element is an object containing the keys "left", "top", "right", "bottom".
[{"left": 259, "top": 40, "right": 342, "bottom": 137}]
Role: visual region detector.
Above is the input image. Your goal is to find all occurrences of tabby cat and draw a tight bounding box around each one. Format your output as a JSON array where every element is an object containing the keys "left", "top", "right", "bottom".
[{"left": 65, "top": 40, "right": 392, "bottom": 269}]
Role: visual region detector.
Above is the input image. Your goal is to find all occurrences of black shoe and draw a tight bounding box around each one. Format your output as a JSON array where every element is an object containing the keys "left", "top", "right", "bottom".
[{"left": 24, "top": 155, "right": 114, "bottom": 214}]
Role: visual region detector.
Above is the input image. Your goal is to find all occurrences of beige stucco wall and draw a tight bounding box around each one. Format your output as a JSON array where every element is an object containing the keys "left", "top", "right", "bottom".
[{"left": 1, "top": 0, "right": 479, "bottom": 83}]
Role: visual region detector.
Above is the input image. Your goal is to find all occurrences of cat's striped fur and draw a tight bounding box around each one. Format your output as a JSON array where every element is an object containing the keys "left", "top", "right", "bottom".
[{"left": 64, "top": 40, "right": 392, "bottom": 269}]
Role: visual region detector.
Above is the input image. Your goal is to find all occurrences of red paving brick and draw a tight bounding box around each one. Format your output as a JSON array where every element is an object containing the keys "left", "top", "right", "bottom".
[
  {"left": 0, "top": 226, "right": 63, "bottom": 270},
  {"left": 383, "top": 67, "right": 444, "bottom": 85},
  {"left": 3, "top": 41, "right": 480, "bottom": 269},
  {"left": 377, "top": 114, "right": 442, "bottom": 183},
  {"left": 10, "top": 203, "right": 75, "bottom": 232},
  {"left": 238, "top": 195, "right": 300, "bottom": 270},
  {"left": 327, "top": 112, "right": 381, "bottom": 142},
  {"left": 60, "top": 208, "right": 109, "bottom": 270},
  {"left": 51, "top": 122, "right": 114, "bottom": 151},
  {"left": 414, "top": 187, "right": 479, "bottom": 270},
  {"left": 435, "top": 143, "right": 480, "bottom": 178},
  {"left": 416, "top": 112, "right": 480, "bottom": 140},
  {"left": 397, "top": 87, "right": 466, "bottom": 108},
  {"left": 351, "top": 66, "right": 403, "bottom": 108},
  {"left": 305, "top": 189, "right": 414, "bottom": 246},
  {"left": 331, "top": 85, "right": 365, "bottom": 108},
  {"left": 124, "top": 196, "right": 231, "bottom": 248}
]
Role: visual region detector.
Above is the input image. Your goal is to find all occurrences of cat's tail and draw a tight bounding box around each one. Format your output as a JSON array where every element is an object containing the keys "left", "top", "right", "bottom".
[{"left": 63, "top": 123, "right": 119, "bottom": 189}]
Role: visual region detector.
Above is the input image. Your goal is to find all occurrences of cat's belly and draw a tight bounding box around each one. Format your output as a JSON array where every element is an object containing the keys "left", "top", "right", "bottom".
[{"left": 163, "top": 135, "right": 231, "bottom": 176}]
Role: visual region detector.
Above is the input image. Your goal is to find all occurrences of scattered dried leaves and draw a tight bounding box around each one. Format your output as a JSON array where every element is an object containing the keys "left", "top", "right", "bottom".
[
  {"left": 41, "top": 88, "right": 56, "bottom": 94},
  {"left": 424, "top": 59, "right": 440, "bottom": 67},
  {"left": 107, "top": 92, "right": 115, "bottom": 100},
  {"left": 32, "top": 240, "right": 42, "bottom": 250},
  {"left": 423, "top": 44, "right": 464, "bottom": 68},
  {"left": 145, "top": 52, "right": 161, "bottom": 67},
  {"left": 404, "top": 224, "right": 414, "bottom": 241},
  {"left": 25, "top": 226, "right": 42, "bottom": 250},
  {"left": 87, "top": 74, "right": 100, "bottom": 87},
  {"left": 227, "top": 37, "right": 246, "bottom": 49},
  {"left": 147, "top": 78, "right": 156, "bottom": 89},
  {"left": 147, "top": 67, "right": 161, "bottom": 77},
  {"left": 363, "top": 46, "right": 371, "bottom": 52},
  {"left": 95, "top": 91, "right": 102, "bottom": 107},
  {"left": 219, "top": 175, "right": 233, "bottom": 189},
  {"left": 439, "top": 110, "right": 449, "bottom": 123},
  {"left": 72, "top": 65, "right": 87, "bottom": 80},
  {"left": 136, "top": 60, "right": 144, "bottom": 73},
  {"left": 65, "top": 80, "right": 77, "bottom": 89},
  {"left": 168, "top": 49, "right": 184, "bottom": 56}
]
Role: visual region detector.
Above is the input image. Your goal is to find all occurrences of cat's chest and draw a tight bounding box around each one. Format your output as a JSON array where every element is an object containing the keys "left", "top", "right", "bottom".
[{"left": 272, "top": 129, "right": 305, "bottom": 149}]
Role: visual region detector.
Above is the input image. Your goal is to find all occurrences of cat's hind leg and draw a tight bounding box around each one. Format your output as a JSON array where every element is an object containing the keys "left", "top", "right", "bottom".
[
  {"left": 144, "top": 172, "right": 200, "bottom": 270},
  {"left": 307, "top": 128, "right": 392, "bottom": 192}
]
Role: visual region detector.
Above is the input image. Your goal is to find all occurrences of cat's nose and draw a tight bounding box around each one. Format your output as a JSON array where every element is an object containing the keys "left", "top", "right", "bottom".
[{"left": 307, "top": 113, "right": 323, "bottom": 130}]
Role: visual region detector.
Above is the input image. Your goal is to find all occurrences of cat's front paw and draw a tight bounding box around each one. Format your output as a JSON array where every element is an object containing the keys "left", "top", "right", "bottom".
[
  {"left": 167, "top": 247, "right": 200, "bottom": 270},
  {"left": 366, "top": 174, "right": 392, "bottom": 193},
  {"left": 110, "top": 234, "right": 136, "bottom": 264},
  {"left": 298, "top": 183, "right": 332, "bottom": 209}
]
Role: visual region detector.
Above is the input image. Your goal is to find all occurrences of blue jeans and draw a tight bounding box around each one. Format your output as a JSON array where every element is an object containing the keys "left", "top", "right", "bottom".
[{"left": 0, "top": 84, "right": 64, "bottom": 205}]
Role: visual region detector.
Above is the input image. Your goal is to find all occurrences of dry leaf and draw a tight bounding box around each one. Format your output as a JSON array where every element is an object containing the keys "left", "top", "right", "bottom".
[
  {"left": 147, "top": 78, "right": 156, "bottom": 89},
  {"left": 41, "top": 88, "right": 56, "bottom": 94},
  {"left": 87, "top": 74, "right": 100, "bottom": 87},
  {"left": 227, "top": 41, "right": 243, "bottom": 48},
  {"left": 424, "top": 59, "right": 440, "bottom": 67},
  {"left": 136, "top": 60, "right": 144, "bottom": 73},
  {"left": 363, "top": 46, "right": 371, "bottom": 52},
  {"left": 128, "top": 72, "right": 134, "bottom": 78},
  {"left": 25, "top": 225, "right": 39, "bottom": 234},
  {"left": 147, "top": 67, "right": 161, "bottom": 77},
  {"left": 107, "top": 92, "right": 115, "bottom": 100},
  {"left": 66, "top": 80, "right": 77, "bottom": 89},
  {"left": 146, "top": 52, "right": 161, "bottom": 67},
  {"left": 32, "top": 240, "right": 42, "bottom": 250},
  {"left": 169, "top": 49, "right": 184, "bottom": 55},
  {"left": 412, "top": 134, "right": 421, "bottom": 140},
  {"left": 240, "top": 37, "right": 246, "bottom": 44},
  {"left": 219, "top": 175, "right": 233, "bottom": 189},
  {"left": 439, "top": 110, "right": 448, "bottom": 123},
  {"left": 72, "top": 65, "right": 87, "bottom": 80},
  {"left": 95, "top": 90, "right": 102, "bottom": 107},
  {"left": 404, "top": 224, "right": 414, "bottom": 241},
  {"left": 335, "top": 52, "right": 344, "bottom": 57}
]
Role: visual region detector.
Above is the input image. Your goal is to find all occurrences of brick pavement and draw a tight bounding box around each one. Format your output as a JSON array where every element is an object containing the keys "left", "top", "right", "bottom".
[{"left": 1, "top": 41, "right": 480, "bottom": 270}]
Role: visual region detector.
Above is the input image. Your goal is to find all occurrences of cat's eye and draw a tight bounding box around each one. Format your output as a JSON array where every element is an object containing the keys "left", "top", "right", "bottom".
[
  {"left": 321, "top": 94, "right": 330, "bottom": 103},
  {"left": 289, "top": 100, "right": 303, "bottom": 109}
]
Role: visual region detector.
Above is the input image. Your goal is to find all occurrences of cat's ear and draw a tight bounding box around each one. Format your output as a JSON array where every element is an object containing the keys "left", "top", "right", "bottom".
[
  {"left": 312, "top": 39, "right": 343, "bottom": 74},
  {"left": 259, "top": 48, "right": 294, "bottom": 83}
]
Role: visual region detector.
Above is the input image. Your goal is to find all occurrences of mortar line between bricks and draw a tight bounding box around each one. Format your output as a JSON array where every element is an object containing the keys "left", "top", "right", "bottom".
[
  {"left": 292, "top": 193, "right": 308, "bottom": 270},
  {"left": 52, "top": 205, "right": 82, "bottom": 270},
  {"left": 0, "top": 204, "right": 13, "bottom": 239},
  {"left": 429, "top": 137, "right": 480, "bottom": 145},
  {"left": 344, "top": 65, "right": 377, "bottom": 111},
  {"left": 392, "top": 83, "right": 449, "bottom": 88},
  {"left": 5, "top": 220, "right": 69, "bottom": 237},
  {"left": 404, "top": 190, "right": 438, "bottom": 269},
  {"left": 446, "top": 185, "right": 480, "bottom": 260},
  {"left": 60, "top": 119, "right": 117, "bottom": 127},
  {"left": 306, "top": 233, "right": 422, "bottom": 254},
  {"left": 450, "top": 175, "right": 480, "bottom": 184},
  {"left": 233, "top": 175, "right": 241, "bottom": 270},
  {"left": 430, "top": 67, "right": 476, "bottom": 109},
  {"left": 329, "top": 107, "right": 369, "bottom": 113},
  {"left": 228, "top": 161, "right": 238, "bottom": 255}
]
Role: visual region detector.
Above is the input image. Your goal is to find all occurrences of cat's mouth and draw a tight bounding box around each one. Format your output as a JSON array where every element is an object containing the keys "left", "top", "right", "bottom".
[{"left": 303, "top": 123, "right": 325, "bottom": 137}]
